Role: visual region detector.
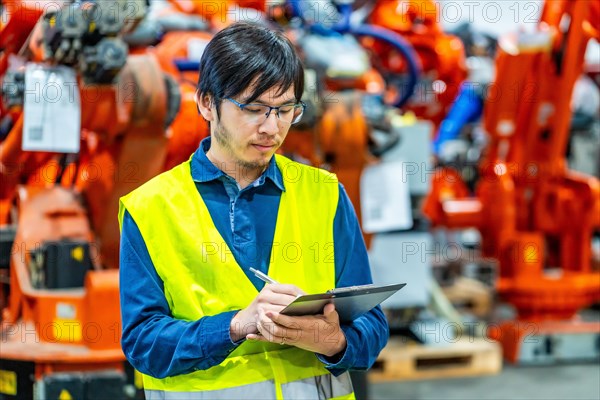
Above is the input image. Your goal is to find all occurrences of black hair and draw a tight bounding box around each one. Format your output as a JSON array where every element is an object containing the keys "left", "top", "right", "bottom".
[{"left": 197, "top": 22, "right": 304, "bottom": 118}]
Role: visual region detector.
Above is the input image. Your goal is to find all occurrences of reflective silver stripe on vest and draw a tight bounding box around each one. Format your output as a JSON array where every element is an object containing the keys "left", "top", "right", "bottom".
[
  {"left": 281, "top": 372, "right": 354, "bottom": 400},
  {"left": 143, "top": 372, "right": 353, "bottom": 400},
  {"left": 144, "top": 380, "right": 276, "bottom": 400}
]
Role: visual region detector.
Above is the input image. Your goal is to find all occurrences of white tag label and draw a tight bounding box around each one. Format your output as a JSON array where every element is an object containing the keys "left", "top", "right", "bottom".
[
  {"left": 23, "top": 64, "right": 80, "bottom": 153},
  {"left": 360, "top": 161, "right": 413, "bottom": 233}
]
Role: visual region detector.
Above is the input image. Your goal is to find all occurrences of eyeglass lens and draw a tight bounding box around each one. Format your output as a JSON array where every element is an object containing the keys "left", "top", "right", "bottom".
[{"left": 242, "top": 104, "right": 304, "bottom": 125}]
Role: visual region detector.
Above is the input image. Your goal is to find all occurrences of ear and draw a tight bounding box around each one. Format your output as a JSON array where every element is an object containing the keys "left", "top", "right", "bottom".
[{"left": 196, "top": 91, "right": 216, "bottom": 122}]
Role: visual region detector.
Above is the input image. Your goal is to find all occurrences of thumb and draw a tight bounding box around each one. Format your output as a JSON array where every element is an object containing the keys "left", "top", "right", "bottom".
[{"left": 323, "top": 303, "right": 336, "bottom": 318}]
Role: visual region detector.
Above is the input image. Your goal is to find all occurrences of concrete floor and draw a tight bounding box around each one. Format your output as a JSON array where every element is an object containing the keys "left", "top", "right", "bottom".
[{"left": 369, "top": 363, "right": 600, "bottom": 400}]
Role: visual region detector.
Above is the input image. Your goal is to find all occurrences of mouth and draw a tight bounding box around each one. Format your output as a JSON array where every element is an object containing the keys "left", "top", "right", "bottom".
[{"left": 251, "top": 143, "right": 276, "bottom": 152}]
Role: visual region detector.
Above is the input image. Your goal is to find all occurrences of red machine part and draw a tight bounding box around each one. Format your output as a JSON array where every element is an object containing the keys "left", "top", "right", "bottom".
[
  {"left": 149, "top": 30, "right": 214, "bottom": 170},
  {"left": 0, "top": 2, "right": 209, "bottom": 392},
  {"left": 0, "top": 1, "right": 44, "bottom": 77},
  {"left": 368, "top": 0, "right": 467, "bottom": 127},
  {"left": 0, "top": 51, "right": 172, "bottom": 362},
  {"left": 166, "top": 0, "right": 262, "bottom": 31},
  {"left": 424, "top": 0, "right": 600, "bottom": 362}
]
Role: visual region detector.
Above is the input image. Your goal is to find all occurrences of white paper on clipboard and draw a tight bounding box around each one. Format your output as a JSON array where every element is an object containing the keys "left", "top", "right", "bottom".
[
  {"left": 360, "top": 161, "right": 413, "bottom": 233},
  {"left": 23, "top": 63, "right": 80, "bottom": 153}
]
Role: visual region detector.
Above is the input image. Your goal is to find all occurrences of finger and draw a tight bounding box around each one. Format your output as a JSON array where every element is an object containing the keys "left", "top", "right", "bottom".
[
  {"left": 259, "top": 291, "right": 299, "bottom": 307},
  {"left": 257, "top": 311, "right": 291, "bottom": 340},
  {"left": 323, "top": 303, "right": 336, "bottom": 316},
  {"left": 264, "top": 283, "right": 306, "bottom": 297},
  {"left": 257, "top": 322, "right": 273, "bottom": 341},
  {"left": 246, "top": 333, "right": 269, "bottom": 342},
  {"left": 248, "top": 329, "right": 288, "bottom": 345},
  {"left": 323, "top": 303, "right": 340, "bottom": 323},
  {"left": 260, "top": 332, "right": 287, "bottom": 345},
  {"left": 254, "top": 314, "right": 263, "bottom": 335},
  {"left": 267, "top": 311, "right": 306, "bottom": 329},
  {"left": 259, "top": 314, "right": 297, "bottom": 340},
  {"left": 257, "top": 311, "right": 275, "bottom": 336}
]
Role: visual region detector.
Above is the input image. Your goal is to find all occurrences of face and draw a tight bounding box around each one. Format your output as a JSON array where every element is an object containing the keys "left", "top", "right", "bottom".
[{"left": 198, "top": 85, "right": 297, "bottom": 173}]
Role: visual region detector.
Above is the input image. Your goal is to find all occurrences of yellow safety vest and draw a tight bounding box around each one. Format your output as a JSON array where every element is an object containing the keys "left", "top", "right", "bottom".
[{"left": 119, "top": 155, "right": 355, "bottom": 400}]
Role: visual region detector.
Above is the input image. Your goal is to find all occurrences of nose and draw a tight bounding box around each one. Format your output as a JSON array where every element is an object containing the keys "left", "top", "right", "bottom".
[{"left": 258, "top": 109, "right": 280, "bottom": 135}]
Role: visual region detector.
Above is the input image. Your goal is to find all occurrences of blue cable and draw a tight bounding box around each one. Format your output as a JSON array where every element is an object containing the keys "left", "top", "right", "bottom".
[
  {"left": 433, "top": 83, "right": 484, "bottom": 155},
  {"left": 350, "top": 24, "right": 420, "bottom": 107},
  {"left": 173, "top": 59, "right": 200, "bottom": 72},
  {"left": 288, "top": 0, "right": 421, "bottom": 107}
]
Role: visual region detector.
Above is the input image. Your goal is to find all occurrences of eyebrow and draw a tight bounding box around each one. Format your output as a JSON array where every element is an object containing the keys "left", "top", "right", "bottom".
[{"left": 249, "top": 99, "right": 296, "bottom": 106}]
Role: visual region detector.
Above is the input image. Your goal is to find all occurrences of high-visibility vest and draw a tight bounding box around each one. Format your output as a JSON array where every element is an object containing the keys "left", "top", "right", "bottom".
[{"left": 119, "top": 155, "right": 355, "bottom": 400}]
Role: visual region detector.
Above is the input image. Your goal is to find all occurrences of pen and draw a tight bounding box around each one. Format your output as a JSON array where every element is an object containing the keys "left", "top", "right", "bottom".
[{"left": 249, "top": 267, "right": 280, "bottom": 284}]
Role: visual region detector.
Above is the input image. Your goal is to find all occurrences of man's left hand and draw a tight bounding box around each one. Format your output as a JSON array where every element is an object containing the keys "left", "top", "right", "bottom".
[{"left": 246, "top": 303, "right": 347, "bottom": 358}]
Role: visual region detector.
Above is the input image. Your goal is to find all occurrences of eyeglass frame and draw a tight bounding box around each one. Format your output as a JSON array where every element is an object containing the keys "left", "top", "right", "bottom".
[{"left": 224, "top": 97, "right": 306, "bottom": 125}]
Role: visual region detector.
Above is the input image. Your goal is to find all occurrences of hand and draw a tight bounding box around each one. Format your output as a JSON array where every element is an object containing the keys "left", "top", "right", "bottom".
[
  {"left": 230, "top": 283, "right": 305, "bottom": 342},
  {"left": 247, "top": 303, "right": 347, "bottom": 358}
]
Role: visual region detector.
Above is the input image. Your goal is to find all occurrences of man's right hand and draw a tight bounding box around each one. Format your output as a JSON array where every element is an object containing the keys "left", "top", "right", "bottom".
[{"left": 229, "top": 284, "right": 305, "bottom": 342}]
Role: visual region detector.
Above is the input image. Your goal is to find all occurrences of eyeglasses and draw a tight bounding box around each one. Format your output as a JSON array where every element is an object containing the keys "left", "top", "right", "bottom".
[{"left": 224, "top": 98, "right": 306, "bottom": 125}]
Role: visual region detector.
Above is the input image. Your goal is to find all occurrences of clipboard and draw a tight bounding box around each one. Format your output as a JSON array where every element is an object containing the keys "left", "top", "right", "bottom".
[{"left": 280, "top": 283, "right": 406, "bottom": 323}]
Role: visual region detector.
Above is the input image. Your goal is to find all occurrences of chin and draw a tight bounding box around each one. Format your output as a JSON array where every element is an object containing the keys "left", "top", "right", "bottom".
[
  {"left": 240, "top": 157, "right": 269, "bottom": 170},
  {"left": 257, "top": 157, "right": 271, "bottom": 168},
  {"left": 250, "top": 152, "right": 274, "bottom": 164}
]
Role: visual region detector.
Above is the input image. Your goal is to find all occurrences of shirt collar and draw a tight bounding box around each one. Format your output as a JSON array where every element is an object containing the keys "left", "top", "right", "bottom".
[{"left": 190, "top": 136, "right": 285, "bottom": 191}]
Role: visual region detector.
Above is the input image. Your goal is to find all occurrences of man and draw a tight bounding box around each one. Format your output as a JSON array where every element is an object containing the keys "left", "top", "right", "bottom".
[{"left": 119, "top": 22, "right": 388, "bottom": 399}]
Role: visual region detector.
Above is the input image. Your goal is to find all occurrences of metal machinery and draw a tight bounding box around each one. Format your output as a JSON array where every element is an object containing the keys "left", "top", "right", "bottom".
[
  {"left": 424, "top": 0, "right": 600, "bottom": 363},
  {"left": 279, "top": 0, "right": 424, "bottom": 248},
  {"left": 367, "top": 0, "right": 467, "bottom": 130},
  {"left": 0, "top": 0, "right": 209, "bottom": 396},
  {"left": 0, "top": 0, "right": 484, "bottom": 396}
]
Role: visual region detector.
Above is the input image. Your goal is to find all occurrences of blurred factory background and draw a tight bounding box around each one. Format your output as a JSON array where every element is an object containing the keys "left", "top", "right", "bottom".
[{"left": 0, "top": 0, "right": 598, "bottom": 398}]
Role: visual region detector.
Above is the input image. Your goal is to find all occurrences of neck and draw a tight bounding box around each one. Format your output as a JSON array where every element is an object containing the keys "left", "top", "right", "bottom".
[{"left": 206, "top": 148, "right": 267, "bottom": 189}]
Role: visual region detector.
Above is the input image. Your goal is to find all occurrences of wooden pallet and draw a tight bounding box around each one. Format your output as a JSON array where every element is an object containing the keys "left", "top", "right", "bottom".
[
  {"left": 369, "top": 337, "right": 502, "bottom": 382},
  {"left": 442, "top": 277, "right": 493, "bottom": 318}
]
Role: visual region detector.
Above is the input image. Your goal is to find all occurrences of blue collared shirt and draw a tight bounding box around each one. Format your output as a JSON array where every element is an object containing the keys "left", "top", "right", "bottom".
[{"left": 119, "top": 137, "right": 389, "bottom": 378}]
